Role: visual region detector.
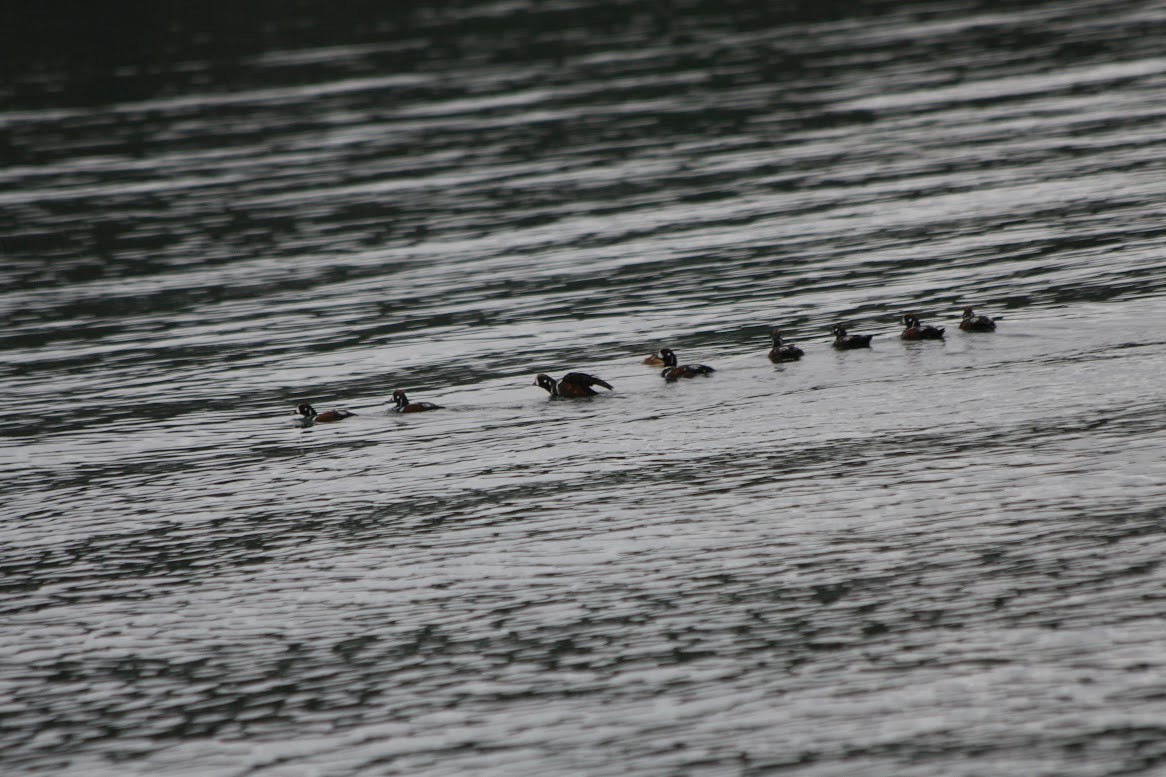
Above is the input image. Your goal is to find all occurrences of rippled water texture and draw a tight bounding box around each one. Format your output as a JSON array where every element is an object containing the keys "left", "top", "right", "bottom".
[{"left": 3, "top": 1, "right": 1166, "bottom": 775}]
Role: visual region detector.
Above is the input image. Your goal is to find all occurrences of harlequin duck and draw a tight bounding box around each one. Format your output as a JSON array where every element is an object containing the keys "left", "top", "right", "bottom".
[
  {"left": 391, "top": 390, "right": 442, "bottom": 413},
  {"left": 534, "top": 372, "right": 614, "bottom": 397},
  {"left": 900, "top": 313, "right": 945, "bottom": 340},
  {"left": 767, "top": 329, "right": 804, "bottom": 362},
  {"left": 296, "top": 403, "right": 354, "bottom": 424},
  {"left": 831, "top": 324, "right": 874, "bottom": 349},
  {"left": 658, "top": 348, "right": 715, "bottom": 381},
  {"left": 959, "top": 307, "right": 997, "bottom": 332}
]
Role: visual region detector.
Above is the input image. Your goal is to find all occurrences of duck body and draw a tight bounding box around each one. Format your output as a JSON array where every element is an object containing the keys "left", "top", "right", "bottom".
[
  {"left": 296, "top": 403, "right": 354, "bottom": 424},
  {"left": 642, "top": 353, "right": 666, "bottom": 366},
  {"left": 535, "top": 372, "right": 614, "bottom": 397},
  {"left": 831, "top": 325, "right": 874, "bottom": 349},
  {"left": 767, "top": 330, "right": 804, "bottom": 362},
  {"left": 959, "top": 307, "right": 997, "bottom": 332},
  {"left": 900, "top": 313, "right": 945, "bottom": 340},
  {"left": 392, "top": 389, "right": 442, "bottom": 413},
  {"left": 657, "top": 348, "right": 715, "bottom": 381}
]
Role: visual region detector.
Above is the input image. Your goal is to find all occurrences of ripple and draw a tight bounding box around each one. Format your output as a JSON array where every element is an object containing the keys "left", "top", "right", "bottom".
[{"left": 3, "top": 1, "right": 1166, "bottom": 775}]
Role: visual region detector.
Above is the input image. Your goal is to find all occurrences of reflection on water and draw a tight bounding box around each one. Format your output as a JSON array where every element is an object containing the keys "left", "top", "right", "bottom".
[{"left": 3, "top": 1, "right": 1166, "bottom": 775}]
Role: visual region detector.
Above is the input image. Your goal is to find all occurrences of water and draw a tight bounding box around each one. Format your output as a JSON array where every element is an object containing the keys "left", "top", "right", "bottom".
[{"left": 3, "top": 1, "right": 1166, "bottom": 775}]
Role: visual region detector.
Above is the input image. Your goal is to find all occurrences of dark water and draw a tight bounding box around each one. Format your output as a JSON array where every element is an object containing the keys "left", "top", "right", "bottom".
[{"left": 3, "top": 1, "right": 1166, "bottom": 775}]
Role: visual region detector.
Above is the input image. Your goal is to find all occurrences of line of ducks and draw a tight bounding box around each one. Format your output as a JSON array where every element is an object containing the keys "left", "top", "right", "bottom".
[{"left": 294, "top": 307, "right": 997, "bottom": 425}]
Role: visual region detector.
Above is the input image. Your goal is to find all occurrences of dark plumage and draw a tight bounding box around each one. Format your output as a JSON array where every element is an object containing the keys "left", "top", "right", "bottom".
[
  {"left": 900, "top": 313, "right": 945, "bottom": 340},
  {"left": 296, "top": 403, "right": 354, "bottom": 424},
  {"left": 391, "top": 390, "right": 443, "bottom": 413},
  {"left": 767, "top": 329, "right": 804, "bottom": 362},
  {"left": 658, "top": 348, "right": 716, "bottom": 381},
  {"left": 831, "top": 324, "right": 874, "bottom": 349},
  {"left": 959, "top": 307, "right": 997, "bottom": 332},
  {"left": 534, "top": 372, "right": 614, "bottom": 397}
]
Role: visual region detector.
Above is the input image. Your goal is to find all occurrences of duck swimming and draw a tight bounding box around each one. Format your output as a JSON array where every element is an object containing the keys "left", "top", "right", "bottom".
[
  {"left": 295, "top": 403, "right": 354, "bottom": 425},
  {"left": 391, "top": 390, "right": 443, "bottom": 413},
  {"left": 767, "top": 329, "right": 804, "bottom": 362},
  {"left": 534, "top": 372, "right": 614, "bottom": 397},
  {"left": 959, "top": 307, "right": 997, "bottom": 332},
  {"left": 831, "top": 325, "right": 874, "bottom": 349},
  {"left": 658, "top": 348, "right": 716, "bottom": 381},
  {"left": 900, "top": 313, "right": 945, "bottom": 340}
]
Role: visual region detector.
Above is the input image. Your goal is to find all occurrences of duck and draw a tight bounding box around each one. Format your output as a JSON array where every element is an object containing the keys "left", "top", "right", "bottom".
[
  {"left": 767, "top": 329, "right": 804, "bottom": 362},
  {"left": 295, "top": 403, "right": 354, "bottom": 424},
  {"left": 534, "top": 372, "right": 614, "bottom": 397},
  {"left": 391, "top": 389, "right": 443, "bottom": 413},
  {"left": 642, "top": 352, "right": 667, "bottom": 366},
  {"left": 658, "top": 348, "right": 716, "bottom": 381},
  {"left": 959, "top": 307, "right": 997, "bottom": 332},
  {"left": 831, "top": 324, "right": 874, "bottom": 349},
  {"left": 900, "top": 313, "right": 945, "bottom": 340}
]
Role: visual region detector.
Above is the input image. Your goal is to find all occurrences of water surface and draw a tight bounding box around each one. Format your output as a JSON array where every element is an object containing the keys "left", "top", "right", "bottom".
[{"left": 2, "top": 1, "right": 1166, "bottom": 775}]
